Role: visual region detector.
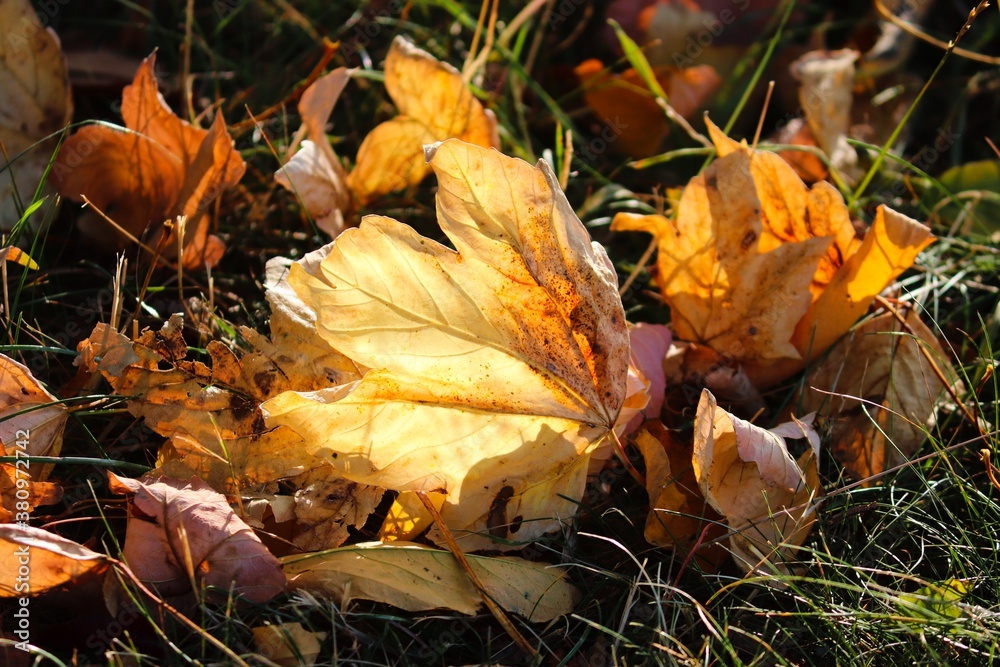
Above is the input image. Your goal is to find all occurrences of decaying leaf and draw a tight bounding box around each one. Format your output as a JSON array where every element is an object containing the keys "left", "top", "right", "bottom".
[
  {"left": 0, "top": 0, "right": 72, "bottom": 230},
  {"left": 0, "top": 353, "right": 68, "bottom": 476},
  {"left": 612, "top": 119, "right": 933, "bottom": 387},
  {"left": 692, "top": 390, "right": 820, "bottom": 576},
  {"left": 51, "top": 52, "right": 245, "bottom": 268},
  {"left": 274, "top": 68, "right": 353, "bottom": 237},
  {"left": 0, "top": 524, "right": 107, "bottom": 597},
  {"left": 575, "top": 59, "right": 720, "bottom": 158},
  {"left": 264, "top": 139, "right": 629, "bottom": 551},
  {"left": 800, "top": 310, "right": 957, "bottom": 482},
  {"left": 0, "top": 443, "right": 62, "bottom": 523},
  {"left": 346, "top": 37, "right": 500, "bottom": 205},
  {"left": 108, "top": 473, "right": 285, "bottom": 603},
  {"left": 282, "top": 541, "right": 579, "bottom": 621},
  {"left": 76, "top": 312, "right": 378, "bottom": 551},
  {"left": 252, "top": 622, "right": 327, "bottom": 667}
]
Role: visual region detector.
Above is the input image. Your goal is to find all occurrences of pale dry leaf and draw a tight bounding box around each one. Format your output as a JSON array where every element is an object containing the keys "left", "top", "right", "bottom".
[
  {"left": 0, "top": 0, "right": 72, "bottom": 231},
  {"left": 801, "top": 310, "right": 957, "bottom": 482},
  {"left": 613, "top": 118, "right": 933, "bottom": 387},
  {"left": 252, "top": 622, "right": 327, "bottom": 667},
  {"left": 51, "top": 52, "right": 245, "bottom": 268},
  {"left": 0, "top": 524, "right": 107, "bottom": 597},
  {"left": 346, "top": 37, "right": 500, "bottom": 204},
  {"left": 692, "top": 389, "right": 821, "bottom": 576},
  {"left": 282, "top": 541, "right": 579, "bottom": 621},
  {"left": 108, "top": 473, "right": 285, "bottom": 603},
  {"left": 274, "top": 68, "right": 353, "bottom": 237},
  {"left": 264, "top": 139, "right": 629, "bottom": 551}
]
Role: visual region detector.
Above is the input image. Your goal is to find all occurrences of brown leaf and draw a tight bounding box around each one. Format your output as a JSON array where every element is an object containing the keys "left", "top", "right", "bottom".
[
  {"left": 108, "top": 473, "right": 285, "bottom": 602},
  {"left": 0, "top": 353, "right": 68, "bottom": 482},
  {"left": 0, "top": 524, "right": 107, "bottom": 597},
  {"left": 0, "top": 443, "right": 62, "bottom": 524},
  {"left": 51, "top": 52, "right": 245, "bottom": 268},
  {"left": 0, "top": 0, "right": 72, "bottom": 230},
  {"left": 346, "top": 37, "right": 500, "bottom": 204},
  {"left": 800, "top": 310, "right": 958, "bottom": 482}
]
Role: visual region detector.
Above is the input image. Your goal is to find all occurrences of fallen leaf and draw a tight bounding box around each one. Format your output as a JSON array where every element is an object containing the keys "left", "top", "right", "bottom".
[
  {"left": 800, "top": 310, "right": 957, "bottom": 482},
  {"left": 0, "top": 353, "right": 68, "bottom": 477},
  {"left": 346, "top": 37, "right": 500, "bottom": 205},
  {"left": 76, "top": 314, "right": 377, "bottom": 551},
  {"left": 107, "top": 473, "right": 285, "bottom": 603},
  {"left": 51, "top": 52, "right": 245, "bottom": 268},
  {"left": 252, "top": 622, "right": 327, "bottom": 667},
  {"left": 574, "top": 59, "right": 720, "bottom": 157},
  {"left": 898, "top": 578, "right": 969, "bottom": 621},
  {"left": 1, "top": 246, "right": 39, "bottom": 269},
  {"left": 274, "top": 68, "right": 353, "bottom": 237},
  {"left": 692, "top": 389, "right": 820, "bottom": 576},
  {"left": 0, "top": 0, "right": 72, "bottom": 231},
  {"left": 0, "top": 524, "right": 107, "bottom": 597},
  {"left": 612, "top": 119, "right": 933, "bottom": 387},
  {"left": 264, "top": 139, "right": 629, "bottom": 551},
  {"left": 282, "top": 541, "right": 579, "bottom": 621},
  {"left": 0, "top": 442, "right": 62, "bottom": 524}
]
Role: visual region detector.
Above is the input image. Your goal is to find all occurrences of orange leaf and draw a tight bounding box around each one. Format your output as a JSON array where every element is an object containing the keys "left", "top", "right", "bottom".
[{"left": 0, "top": 524, "right": 107, "bottom": 597}]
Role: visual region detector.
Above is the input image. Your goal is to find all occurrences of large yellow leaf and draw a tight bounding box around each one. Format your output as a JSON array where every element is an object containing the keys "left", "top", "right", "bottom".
[
  {"left": 346, "top": 37, "right": 499, "bottom": 205},
  {"left": 283, "top": 541, "right": 579, "bottom": 621},
  {"left": 264, "top": 139, "right": 628, "bottom": 551},
  {"left": 800, "top": 310, "right": 958, "bottom": 482},
  {"left": 692, "top": 390, "right": 821, "bottom": 576},
  {"left": 612, "top": 119, "right": 932, "bottom": 387}
]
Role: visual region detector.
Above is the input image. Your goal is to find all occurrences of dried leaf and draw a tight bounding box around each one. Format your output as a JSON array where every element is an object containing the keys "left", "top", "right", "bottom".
[
  {"left": 108, "top": 473, "right": 285, "bottom": 603},
  {"left": 800, "top": 310, "right": 957, "bottom": 482},
  {"left": 0, "top": 353, "right": 68, "bottom": 475},
  {"left": 264, "top": 139, "right": 629, "bottom": 551},
  {"left": 613, "top": 119, "right": 933, "bottom": 387},
  {"left": 51, "top": 52, "right": 245, "bottom": 268},
  {"left": 1, "top": 246, "right": 38, "bottom": 270},
  {"left": 0, "top": 0, "right": 72, "bottom": 230},
  {"left": 283, "top": 541, "right": 579, "bottom": 621},
  {"left": 252, "top": 622, "right": 327, "bottom": 667},
  {"left": 346, "top": 37, "right": 500, "bottom": 204},
  {"left": 0, "top": 524, "right": 107, "bottom": 597},
  {"left": 274, "top": 68, "right": 353, "bottom": 237},
  {"left": 692, "top": 390, "right": 821, "bottom": 576}
]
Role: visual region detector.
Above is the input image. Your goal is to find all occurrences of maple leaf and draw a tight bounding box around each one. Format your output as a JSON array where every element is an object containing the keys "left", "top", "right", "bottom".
[
  {"left": 108, "top": 473, "right": 285, "bottom": 603},
  {"left": 345, "top": 37, "right": 500, "bottom": 205},
  {"left": 800, "top": 310, "right": 958, "bottom": 482},
  {"left": 282, "top": 541, "right": 578, "bottom": 621},
  {"left": 263, "top": 139, "right": 629, "bottom": 551},
  {"left": 612, "top": 119, "right": 933, "bottom": 387},
  {"left": 692, "top": 389, "right": 821, "bottom": 576},
  {"left": 51, "top": 52, "right": 245, "bottom": 268},
  {"left": 274, "top": 68, "right": 353, "bottom": 237},
  {"left": 0, "top": 0, "right": 72, "bottom": 231}
]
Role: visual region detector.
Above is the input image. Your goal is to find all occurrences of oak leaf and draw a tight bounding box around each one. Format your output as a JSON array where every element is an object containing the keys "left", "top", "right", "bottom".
[
  {"left": 693, "top": 389, "right": 820, "bottom": 576},
  {"left": 0, "top": 524, "right": 107, "bottom": 597},
  {"left": 800, "top": 310, "right": 958, "bottom": 482},
  {"left": 264, "top": 139, "right": 629, "bottom": 551},
  {"left": 282, "top": 541, "right": 578, "bottom": 621},
  {"left": 612, "top": 119, "right": 933, "bottom": 387},
  {"left": 0, "top": 0, "right": 72, "bottom": 230},
  {"left": 346, "top": 37, "right": 500, "bottom": 205},
  {"left": 51, "top": 52, "right": 245, "bottom": 268},
  {"left": 107, "top": 473, "right": 285, "bottom": 603}
]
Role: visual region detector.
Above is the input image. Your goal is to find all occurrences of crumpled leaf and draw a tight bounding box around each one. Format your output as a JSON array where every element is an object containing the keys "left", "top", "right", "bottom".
[
  {"left": 252, "top": 622, "right": 327, "bottom": 667},
  {"left": 0, "top": 353, "right": 68, "bottom": 478},
  {"left": 274, "top": 68, "right": 353, "bottom": 237},
  {"left": 800, "top": 310, "right": 957, "bottom": 483},
  {"left": 692, "top": 389, "right": 821, "bottom": 576},
  {"left": 264, "top": 139, "right": 629, "bottom": 551},
  {"left": 282, "top": 541, "right": 579, "bottom": 621},
  {"left": 0, "top": 0, "right": 72, "bottom": 230},
  {"left": 0, "top": 443, "right": 62, "bottom": 523},
  {"left": 108, "top": 473, "right": 285, "bottom": 603},
  {"left": 76, "top": 314, "right": 378, "bottom": 551},
  {"left": 51, "top": 52, "right": 245, "bottom": 268},
  {"left": 574, "top": 59, "right": 720, "bottom": 158},
  {"left": 612, "top": 119, "right": 933, "bottom": 387},
  {"left": 0, "top": 524, "right": 107, "bottom": 597},
  {"left": 346, "top": 37, "right": 500, "bottom": 205}
]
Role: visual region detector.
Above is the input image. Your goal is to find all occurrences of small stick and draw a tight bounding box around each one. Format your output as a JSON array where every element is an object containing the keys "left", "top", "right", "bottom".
[
  {"left": 752, "top": 81, "right": 776, "bottom": 149},
  {"left": 415, "top": 491, "right": 538, "bottom": 660}
]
